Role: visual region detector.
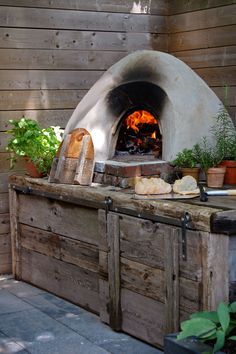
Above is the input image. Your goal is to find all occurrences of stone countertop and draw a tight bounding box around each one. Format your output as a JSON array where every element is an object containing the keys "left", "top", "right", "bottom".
[{"left": 8, "top": 174, "right": 236, "bottom": 235}]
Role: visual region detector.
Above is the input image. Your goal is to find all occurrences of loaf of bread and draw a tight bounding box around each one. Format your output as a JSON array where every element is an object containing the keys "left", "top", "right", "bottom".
[
  {"left": 173, "top": 175, "right": 200, "bottom": 195},
  {"left": 135, "top": 177, "right": 172, "bottom": 195}
]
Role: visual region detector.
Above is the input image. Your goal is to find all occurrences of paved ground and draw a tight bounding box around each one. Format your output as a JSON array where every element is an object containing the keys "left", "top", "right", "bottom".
[{"left": 0, "top": 276, "right": 163, "bottom": 354}]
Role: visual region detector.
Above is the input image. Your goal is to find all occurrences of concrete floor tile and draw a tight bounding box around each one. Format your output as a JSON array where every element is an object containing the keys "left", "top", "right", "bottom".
[
  {"left": 0, "top": 290, "right": 34, "bottom": 315},
  {"left": 100, "top": 337, "right": 163, "bottom": 354},
  {"left": 58, "top": 311, "right": 127, "bottom": 344},
  {"left": 0, "top": 279, "right": 46, "bottom": 297},
  {"left": 0, "top": 331, "right": 29, "bottom": 353}
]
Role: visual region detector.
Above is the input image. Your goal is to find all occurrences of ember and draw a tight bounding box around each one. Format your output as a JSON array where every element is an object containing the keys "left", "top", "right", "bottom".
[{"left": 116, "top": 110, "right": 162, "bottom": 157}]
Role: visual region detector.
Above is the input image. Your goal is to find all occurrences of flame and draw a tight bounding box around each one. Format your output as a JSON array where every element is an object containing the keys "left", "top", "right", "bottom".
[
  {"left": 125, "top": 110, "right": 157, "bottom": 133},
  {"left": 151, "top": 131, "right": 156, "bottom": 139}
]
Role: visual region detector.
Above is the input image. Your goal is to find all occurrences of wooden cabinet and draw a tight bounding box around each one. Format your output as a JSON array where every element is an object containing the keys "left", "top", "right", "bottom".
[{"left": 9, "top": 175, "right": 236, "bottom": 349}]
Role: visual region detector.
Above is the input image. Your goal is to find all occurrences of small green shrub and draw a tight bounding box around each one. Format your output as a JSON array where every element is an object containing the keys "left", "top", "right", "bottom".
[
  {"left": 177, "top": 301, "right": 236, "bottom": 353},
  {"left": 193, "top": 137, "right": 223, "bottom": 172},
  {"left": 172, "top": 148, "right": 198, "bottom": 168},
  {"left": 6, "top": 118, "right": 63, "bottom": 175}
]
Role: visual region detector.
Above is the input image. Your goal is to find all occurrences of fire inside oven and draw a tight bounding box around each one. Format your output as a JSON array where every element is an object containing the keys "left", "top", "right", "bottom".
[{"left": 116, "top": 109, "right": 162, "bottom": 157}]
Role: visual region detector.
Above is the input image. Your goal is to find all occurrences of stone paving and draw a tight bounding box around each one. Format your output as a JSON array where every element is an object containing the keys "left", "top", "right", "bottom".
[{"left": 0, "top": 276, "right": 163, "bottom": 354}]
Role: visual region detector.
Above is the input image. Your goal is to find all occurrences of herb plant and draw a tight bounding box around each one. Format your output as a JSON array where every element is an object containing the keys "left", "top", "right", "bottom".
[
  {"left": 6, "top": 118, "right": 63, "bottom": 175},
  {"left": 172, "top": 148, "right": 198, "bottom": 168},
  {"left": 177, "top": 301, "right": 236, "bottom": 353},
  {"left": 193, "top": 137, "right": 223, "bottom": 172}
]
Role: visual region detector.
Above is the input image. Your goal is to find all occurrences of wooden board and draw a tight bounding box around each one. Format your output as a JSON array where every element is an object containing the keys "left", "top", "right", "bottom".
[
  {"left": 18, "top": 194, "right": 99, "bottom": 246},
  {"left": 170, "top": 0, "right": 234, "bottom": 14},
  {"left": 21, "top": 248, "right": 100, "bottom": 313},
  {"left": 0, "top": 213, "right": 10, "bottom": 235},
  {"left": 0, "top": 1, "right": 169, "bottom": 15},
  {"left": 0, "top": 233, "right": 11, "bottom": 255},
  {"left": 0, "top": 193, "right": 9, "bottom": 213},
  {"left": 0, "top": 90, "right": 86, "bottom": 112},
  {"left": 0, "top": 6, "right": 167, "bottom": 33},
  {"left": 0, "top": 28, "right": 167, "bottom": 52}
]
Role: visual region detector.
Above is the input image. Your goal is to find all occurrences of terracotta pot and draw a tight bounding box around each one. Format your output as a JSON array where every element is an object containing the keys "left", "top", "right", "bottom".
[
  {"left": 24, "top": 157, "right": 44, "bottom": 178},
  {"left": 181, "top": 167, "right": 200, "bottom": 182},
  {"left": 206, "top": 167, "right": 226, "bottom": 188},
  {"left": 219, "top": 160, "right": 236, "bottom": 185}
]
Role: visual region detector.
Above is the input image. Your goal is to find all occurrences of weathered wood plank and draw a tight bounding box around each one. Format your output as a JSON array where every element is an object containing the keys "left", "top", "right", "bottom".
[
  {"left": 0, "top": 213, "right": 10, "bottom": 235},
  {"left": 0, "top": 6, "right": 167, "bottom": 33},
  {"left": 0, "top": 193, "right": 9, "bottom": 213},
  {"left": 1, "top": 172, "right": 26, "bottom": 193},
  {"left": 121, "top": 286, "right": 165, "bottom": 347},
  {"left": 0, "top": 49, "right": 125, "bottom": 70},
  {"left": 212, "top": 86, "right": 236, "bottom": 107},
  {"left": 172, "top": 46, "right": 236, "bottom": 69},
  {"left": 20, "top": 224, "right": 99, "bottom": 273},
  {"left": 170, "top": 0, "right": 235, "bottom": 15},
  {"left": 0, "top": 28, "right": 168, "bottom": 52},
  {"left": 195, "top": 67, "right": 236, "bottom": 86},
  {"left": 0, "top": 233, "right": 11, "bottom": 254},
  {"left": 0, "top": 261, "right": 12, "bottom": 275},
  {"left": 169, "top": 25, "right": 236, "bottom": 52},
  {"left": 169, "top": 5, "right": 236, "bottom": 33},
  {"left": 107, "top": 213, "right": 121, "bottom": 330},
  {"left": 164, "top": 227, "right": 179, "bottom": 333},
  {"left": 0, "top": 110, "right": 72, "bottom": 132},
  {"left": 0, "top": 0, "right": 169, "bottom": 15},
  {"left": 0, "top": 90, "right": 86, "bottom": 112},
  {"left": 211, "top": 210, "right": 236, "bottom": 234},
  {"left": 18, "top": 194, "right": 99, "bottom": 246},
  {"left": 0, "top": 70, "right": 101, "bottom": 90},
  {"left": 21, "top": 248, "right": 100, "bottom": 313},
  {"left": 0, "top": 153, "right": 26, "bottom": 172},
  {"left": 179, "top": 277, "right": 202, "bottom": 313},
  {"left": 201, "top": 231, "right": 229, "bottom": 310},
  {"left": 9, "top": 187, "right": 20, "bottom": 278}
]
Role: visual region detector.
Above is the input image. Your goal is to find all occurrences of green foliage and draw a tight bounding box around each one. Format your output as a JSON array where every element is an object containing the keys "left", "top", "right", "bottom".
[
  {"left": 193, "top": 137, "right": 223, "bottom": 172},
  {"left": 172, "top": 148, "right": 198, "bottom": 168},
  {"left": 177, "top": 301, "right": 236, "bottom": 353},
  {"left": 6, "top": 118, "right": 63, "bottom": 175},
  {"left": 212, "top": 104, "right": 236, "bottom": 161}
]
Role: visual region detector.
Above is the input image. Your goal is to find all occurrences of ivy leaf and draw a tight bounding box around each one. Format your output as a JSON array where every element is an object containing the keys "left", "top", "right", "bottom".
[
  {"left": 177, "top": 318, "right": 216, "bottom": 340},
  {"left": 213, "top": 330, "right": 225, "bottom": 353},
  {"left": 217, "top": 302, "right": 230, "bottom": 333}
]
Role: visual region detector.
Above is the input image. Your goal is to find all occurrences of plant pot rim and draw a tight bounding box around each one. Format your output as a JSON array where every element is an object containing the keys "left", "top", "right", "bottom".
[
  {"left": 164, "top": 333, "right": 225, "bottom": 354},
  {"left": 207, "top": 166, "right": 226, "bottom": 173}
]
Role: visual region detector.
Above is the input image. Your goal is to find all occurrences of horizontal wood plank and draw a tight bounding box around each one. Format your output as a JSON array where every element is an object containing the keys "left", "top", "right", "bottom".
[
  {"left": 0, "top": 193, "right": 9, "bottom": 213},
  {"left": 0, "top": 90, "right": 86, "bottom": 111},
  {"left": 0, "top": 28, "right": 168, "bottom": 52},
  {"left": 169, "top": 25, "right": 236, "bottom": 52},
  {"left": 18, "top": 194, "right": 100, "bottom": 246},
  {"left": 0, "top": 110, "right": 73, "bottom": 131},
  {"left": 195, "top": 66, "right": 236, "bottom": 86},
  {"left": 0, "top": 70, "right": 101, "bottom": 90},
  {"left": 0, "top": 6, "right": 167, "bottom": 33},
  {"left": 0, "top": 1, "right": 169, "bottom": 15},
  {"left": 212, "top": 86, "right": 236, "bottom": 106},
  {"left": 0, "top": 262, "right": 12, "bottom": 274},
  {"left": 20, "top": 224, "right": 99, "bottom": 273},
  {"left": 21, "top": 248, "right": 100, "bottom": 313},
  {"left": 169, "top": 5, "right": 236, "bottom": 33},
  {"left": 0, "top": 49, "right": 125, "bottom": 70},
  {"left": 170, "top": 0, "right": 235, "bottom": 15},
  {"left": 0, "top": 153, "right": 26, "bottom": 172},
  {"left": 172, "top": 46, "right": 236, "bottom": 69}
]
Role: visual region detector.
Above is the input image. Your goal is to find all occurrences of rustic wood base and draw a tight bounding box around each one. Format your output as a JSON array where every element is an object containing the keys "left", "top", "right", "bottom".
[{"left": 8, "top": 175, "right": 236, "bottom": 349}]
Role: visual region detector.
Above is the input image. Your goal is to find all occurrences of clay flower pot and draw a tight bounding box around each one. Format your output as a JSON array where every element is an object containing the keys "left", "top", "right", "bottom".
[
  {"left": 206, "top": 166, "right": 226, "bottom": 188},
  {"left": 181, "top": 167, "right": 200, "bottom": 182},
  {"left": 219, "top": 160, "right": 236, "bottom": 185},
  {"left": 24, "top": 157, "right": 44, "bottom": 178}
]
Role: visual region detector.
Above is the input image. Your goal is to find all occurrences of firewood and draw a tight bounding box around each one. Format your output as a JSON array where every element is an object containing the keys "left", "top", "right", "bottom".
[{"left": 74, "top": 134, "right": 94, "bottom": 185}]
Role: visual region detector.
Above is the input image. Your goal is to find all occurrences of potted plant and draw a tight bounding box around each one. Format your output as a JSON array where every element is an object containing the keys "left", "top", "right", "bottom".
[
  {"left": 193, "top": 138, "right": 225, "bottom": 188},
  {"left": 6, "top": 118, "right": 63, "bottom": 177},
  {"left": 212, "top": 105, "right": 236, "bottom": 185},
  {"left": 165, "top": 301, "right": 236, "bottom": 354},
  {"left": 171, "top": 148, "right": 200, "bottom": 181}
]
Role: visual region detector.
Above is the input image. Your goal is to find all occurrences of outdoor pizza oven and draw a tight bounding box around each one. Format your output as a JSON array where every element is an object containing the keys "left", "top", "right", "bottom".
[{"left": 64, "top": 50, "right": 224, "bottom": 163}]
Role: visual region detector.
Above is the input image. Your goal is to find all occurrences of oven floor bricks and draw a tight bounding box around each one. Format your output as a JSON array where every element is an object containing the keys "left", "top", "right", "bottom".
[{"left": 93, "top": 160, "right": 175, "bottom": 188}]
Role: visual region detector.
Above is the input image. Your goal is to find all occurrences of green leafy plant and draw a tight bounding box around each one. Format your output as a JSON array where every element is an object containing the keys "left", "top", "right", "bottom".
[
  {"left": 6, "top": 118, "right": 63, "bottom": 175},
  {"left": 193, "top": 137, "right": 223, "bottom": 172},
  {"left": 177, "top": 301, "right": 236, "bottom": 353},
  {"left": 172, "top": 148, "right": 198, "bottom": 168}
]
